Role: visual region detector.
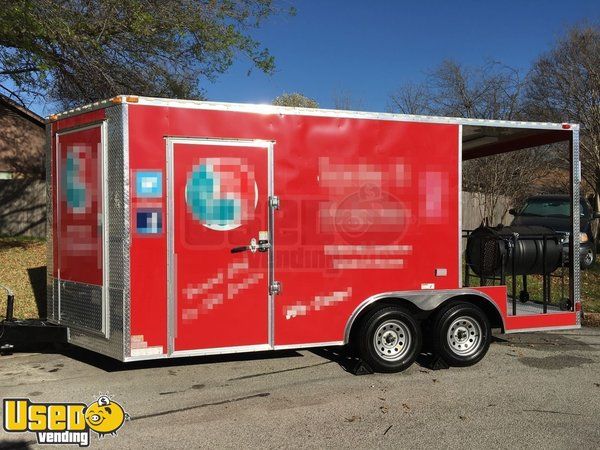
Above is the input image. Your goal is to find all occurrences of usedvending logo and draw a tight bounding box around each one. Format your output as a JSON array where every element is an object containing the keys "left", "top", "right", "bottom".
[{"left": 3, "top": 394, "right": 129, "bottom": 446}]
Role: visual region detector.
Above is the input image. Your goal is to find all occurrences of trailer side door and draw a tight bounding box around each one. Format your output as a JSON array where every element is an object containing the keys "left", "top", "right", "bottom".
[{"left": 167, "top": 138, "right": 273, "bottom": 353}]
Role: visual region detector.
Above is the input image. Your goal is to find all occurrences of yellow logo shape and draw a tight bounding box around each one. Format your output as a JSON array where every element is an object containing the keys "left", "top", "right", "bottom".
[{"left": 84, "top": 395, "right": 127, "bottom": 436}]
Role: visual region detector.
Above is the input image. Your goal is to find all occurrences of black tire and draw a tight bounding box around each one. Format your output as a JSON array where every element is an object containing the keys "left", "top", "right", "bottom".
[
  {"left": 581, "top": 246, "right": 596, "bottom": 270},
  {"left": 356, "top": 306, "right": 422, "bottom": 373},
  {"left": 431, "top": 302, "right": 491, "bottom": 367}
]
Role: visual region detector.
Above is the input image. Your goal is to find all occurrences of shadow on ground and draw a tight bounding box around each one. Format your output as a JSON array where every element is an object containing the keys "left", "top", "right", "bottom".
[
  {"left": 55, "top": 345, "right": 304, "bottom": 373},
  {"left": 26, "top": 266, "right": 46, "bottom": 318},
  {"left": 3, "top": 331, "right": 594, "bottom": 376},
  {"left": 311, "top": 347, "right": 454, "bottom": 374},
  {"left": 0, "top": 239, "right": 31, "bottom": 250},
  {"left": 0, "top": 439, "right": 36, "bottom": 449}
]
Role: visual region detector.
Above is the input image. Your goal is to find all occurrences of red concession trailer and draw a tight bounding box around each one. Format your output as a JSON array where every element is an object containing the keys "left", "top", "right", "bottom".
[{"left": 46, "top": 96, "right": 582, "bottom": 372}]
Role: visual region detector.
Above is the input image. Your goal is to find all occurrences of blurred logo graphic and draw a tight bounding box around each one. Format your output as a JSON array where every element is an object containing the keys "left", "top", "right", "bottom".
[
  {"left": 186, "top": 157, "right": 256, "bottom": 231},
  {"left": 63, "top": 146, "right": 90, "bottom": 213}
]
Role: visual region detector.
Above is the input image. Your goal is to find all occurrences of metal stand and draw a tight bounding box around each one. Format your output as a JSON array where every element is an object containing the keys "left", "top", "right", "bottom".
[
  {"left": 1, "top": 287, "right": 68, "bottom": 355},
  {"left": 519, "top": 275, "right": 529, "bottom": 303}
]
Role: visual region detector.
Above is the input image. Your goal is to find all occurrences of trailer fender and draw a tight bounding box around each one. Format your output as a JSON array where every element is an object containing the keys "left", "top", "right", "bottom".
[{"left": 343, "top": 289, "right": 505, "bottom": 343}]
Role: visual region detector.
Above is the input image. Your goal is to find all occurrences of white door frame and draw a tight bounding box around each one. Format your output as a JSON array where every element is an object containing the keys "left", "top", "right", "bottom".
[{"left": 165, "top": 137, "right": 275, "bottom": 356}]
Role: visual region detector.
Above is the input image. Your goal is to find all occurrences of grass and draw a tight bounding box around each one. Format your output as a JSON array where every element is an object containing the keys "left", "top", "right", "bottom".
[
  {"left": 0, "top": 237, "right": 47, "bottom": 320},
  {"left": 504, "top": 265, "right": 600, "bottom": 313},
  {"left": 469, "top": 262, "right": 600, "bottom": 314},
  {"left": 581, "top": 264, "right": 600, "bottom": 313},
  {"left": 1, "top": 237, "right": 599, "bottom": 320}
]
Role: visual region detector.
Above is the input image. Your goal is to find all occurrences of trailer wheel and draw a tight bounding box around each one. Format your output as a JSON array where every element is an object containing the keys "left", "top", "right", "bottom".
[
  {"left": 581, "top": 246, "right": 595, "bottom": 270},
  {"left": 356, "top": 306, "right": 421, "bottom": 373},
  {"left": 432, "top": 302, "right": 491, "bottom": 367}
]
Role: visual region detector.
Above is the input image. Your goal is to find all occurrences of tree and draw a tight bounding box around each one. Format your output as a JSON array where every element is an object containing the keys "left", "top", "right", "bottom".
[
  {"left": 389, "top": 60, "right": 551, "bottom": 223},
  {"left": 332, "top": 89, "right": 363, "bottom": 111},
  {"left": 0, "top": 0, "right": 289, "bottom": 108},
  {"left": 390, "top": 60, "right": 525, "bottom": 119},
  {"left": 272, "top": 92, "right": 318, "bottom": 108},
  {"left": 525, "top": 24, "right": 600, "bottom": 198},
  {"left": 387, "top": 81, "right": 429, "bottom": 115}
]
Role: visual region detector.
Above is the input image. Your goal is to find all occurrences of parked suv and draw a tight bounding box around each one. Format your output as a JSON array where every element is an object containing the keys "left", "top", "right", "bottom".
[{"left": 510, "top": 195, "right": 600, "bottom": 269}]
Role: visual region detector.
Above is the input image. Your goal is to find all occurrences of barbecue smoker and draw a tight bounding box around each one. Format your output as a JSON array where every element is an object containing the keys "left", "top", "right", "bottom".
[
  {"left": 42, "top": 96, "right": 582, "bottom": 373},
  {"left": 465, "top": 225, "right": 571, "bottom": 314}
]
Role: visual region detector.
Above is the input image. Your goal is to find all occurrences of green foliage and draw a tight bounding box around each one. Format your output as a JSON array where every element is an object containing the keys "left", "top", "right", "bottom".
[
  {"left": 0, "top": 0, "right": 286, "bottom": 107},
  {"left": 272, "top": 92, "right": 319, "bottom": 108}
]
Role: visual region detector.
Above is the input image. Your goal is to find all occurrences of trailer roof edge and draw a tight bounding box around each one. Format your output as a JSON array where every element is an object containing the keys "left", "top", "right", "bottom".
[{"left": 46, "top": 95, "right": 579, "bottom": 131}]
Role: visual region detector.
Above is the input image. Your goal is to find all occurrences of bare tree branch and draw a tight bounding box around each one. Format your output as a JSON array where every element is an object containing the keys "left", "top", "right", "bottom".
[
  {"left": 525, "top": 24, "right": 600, "bottom": 200},
  {"left": 389, "top": 59, "right": 553, "bottom": 222}
]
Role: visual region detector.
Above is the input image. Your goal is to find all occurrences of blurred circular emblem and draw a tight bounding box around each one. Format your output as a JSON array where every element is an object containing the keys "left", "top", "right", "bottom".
[
  {"left": 334, "top": 184, "right": 408, "bottom": 244},
  {"left": 185, "top": 157, "right": 257, "bottom": 231}
]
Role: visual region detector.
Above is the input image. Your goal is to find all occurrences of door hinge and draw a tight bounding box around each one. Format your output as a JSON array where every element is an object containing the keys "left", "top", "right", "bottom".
[
  {"left": 269, "top": 196, "right": 280, "bottom": 210},
  {"left": 269, "top": 281, "right": 281, "bottom": 295}
]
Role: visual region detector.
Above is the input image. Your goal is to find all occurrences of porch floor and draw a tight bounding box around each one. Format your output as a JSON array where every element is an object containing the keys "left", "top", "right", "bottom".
[{"left": 506, "top": 297, "right": 563, "bottom": 316}]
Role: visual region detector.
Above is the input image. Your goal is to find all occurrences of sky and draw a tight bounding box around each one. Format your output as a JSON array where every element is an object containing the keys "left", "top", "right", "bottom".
[{"left": 18, "top": 0, "right": 600, "bottom": 116}]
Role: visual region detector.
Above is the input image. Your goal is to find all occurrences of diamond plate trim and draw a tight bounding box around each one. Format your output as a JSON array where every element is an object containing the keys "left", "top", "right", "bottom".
[
  {"left": 107, "top": 104, "right": 126, "bottom": 291},
  {"left": 62, "top": 279, "right": 125, "bottom": 359},
  {"left": 571, "top": 129, "right": 581, "bottom": 309},
  {"left": 58, "top": 279, "right": 103, "bottom": 332},
  {"left": 124, "top": 105, "right": 131, "bottom": 358},
  {"left": 106, "top": 103, "right": 130, "bottom": 358},
  {"left": 45, "top": 123, "right": 56, "bottom": 321}
]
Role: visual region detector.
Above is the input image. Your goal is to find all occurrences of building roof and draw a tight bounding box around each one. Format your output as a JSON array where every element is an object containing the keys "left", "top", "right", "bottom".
[
  {"left": 0, "top": 93, "right": 44, "bottom": 127},
  {"left": 0, "top": 93, "right": 45, "bottom": 173}
]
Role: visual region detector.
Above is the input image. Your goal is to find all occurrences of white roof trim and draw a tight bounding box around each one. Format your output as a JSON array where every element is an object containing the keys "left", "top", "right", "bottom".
[{"left": 48, "top": 95, "right": 579, "bottom": 131}]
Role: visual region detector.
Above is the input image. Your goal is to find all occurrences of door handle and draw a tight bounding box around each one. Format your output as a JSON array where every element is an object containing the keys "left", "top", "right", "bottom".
[{"left": 230, "top": 237, "right": 271, "bottom": 254}]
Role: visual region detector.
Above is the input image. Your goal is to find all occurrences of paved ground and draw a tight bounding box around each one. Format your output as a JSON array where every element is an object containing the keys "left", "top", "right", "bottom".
[{"left": 1, "top": 328, "right": 599, "bottom": 449}]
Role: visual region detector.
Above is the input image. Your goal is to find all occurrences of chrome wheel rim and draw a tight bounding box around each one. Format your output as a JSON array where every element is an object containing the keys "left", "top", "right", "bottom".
[
  {"left": 447, "top": 316, "right": 482, "bottom": 356},
  {"left": 584, "top": 249, "right": 594, "bottom": 266},
  {"left": 373, "top": 319, "right": 411, "bottom": 361}
]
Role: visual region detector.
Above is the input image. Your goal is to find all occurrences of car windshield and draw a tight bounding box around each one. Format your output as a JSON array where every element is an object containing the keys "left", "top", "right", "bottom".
[{"left": 521, "top": 199, "right": 588, "bottom": 217}]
